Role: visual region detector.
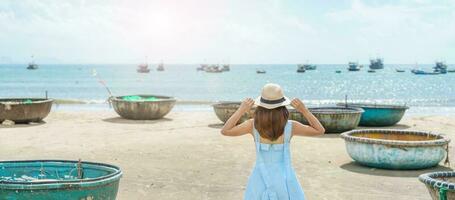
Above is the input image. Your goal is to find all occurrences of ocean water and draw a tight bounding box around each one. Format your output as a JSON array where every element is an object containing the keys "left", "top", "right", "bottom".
[{"left": 1, "top": 64, "right": 455, "bottom": 113}]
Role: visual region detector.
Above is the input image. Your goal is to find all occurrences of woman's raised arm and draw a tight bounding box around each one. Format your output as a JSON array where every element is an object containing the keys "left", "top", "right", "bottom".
[
  {"left": 221, "top": 98, "right": 254, "bottom": 136},
  {"left": 290, "top": 98, "right": 325, "bottom": 136}
]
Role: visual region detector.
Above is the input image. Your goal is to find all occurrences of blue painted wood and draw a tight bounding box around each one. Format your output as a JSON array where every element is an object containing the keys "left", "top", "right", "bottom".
[{"left": 0, "top": 160, "right": 122, "bottom": 200}]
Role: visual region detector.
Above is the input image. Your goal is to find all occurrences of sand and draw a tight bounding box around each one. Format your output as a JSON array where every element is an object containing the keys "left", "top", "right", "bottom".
[{"left": 1, "top": 110, "right": 454, "bottom": 200}]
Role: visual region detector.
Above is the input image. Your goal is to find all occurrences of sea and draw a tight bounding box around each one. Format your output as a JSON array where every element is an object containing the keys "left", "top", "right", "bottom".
[{"left": 1, "top": 64, "right": 455, "bottom": 115}]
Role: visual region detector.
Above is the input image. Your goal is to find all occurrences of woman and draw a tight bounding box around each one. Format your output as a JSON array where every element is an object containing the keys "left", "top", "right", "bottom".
[{"left": 221, "top": 83, "right": 325, "bottom": 200}]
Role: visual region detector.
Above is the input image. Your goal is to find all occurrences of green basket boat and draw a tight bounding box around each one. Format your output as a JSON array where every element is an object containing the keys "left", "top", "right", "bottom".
[
  {"left": 341, "top": 129, "right": 450, "bottom": 169},
  {"left": 110, "top": 95, "right": 176, "bottom": 120},
  {"left": 212, "top": 102, "right": 256, "bottom": 124},
  {"left": 419, "top": 171, "right": 455, "bottom": 200},
  {"left": 0, "top": 98, "right": 53, "bottom": 123},
  {"left": 337, "top": 103, "right": 409, "bottom": 126},
  {"left": 0, "top": 160, "right": 122, "bottom": 200}
]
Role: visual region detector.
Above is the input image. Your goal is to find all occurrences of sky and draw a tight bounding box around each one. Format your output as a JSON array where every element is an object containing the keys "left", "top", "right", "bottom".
[{"left": 0, "top": 0, "right": 454, "bottom": 64}]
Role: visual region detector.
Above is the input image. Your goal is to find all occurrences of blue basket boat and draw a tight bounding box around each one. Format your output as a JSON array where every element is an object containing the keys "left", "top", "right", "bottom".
[
  {"left": 337, "top": 103, "right": 409, "bottom": 126},
  {"left": 0, "top": 160, "right": 122, "bottom": 200},
  {"left": 341, "top": 129, "right": 450, "bottom": 170},
  {"left": 419, "top": 171, "right": 455, "bottom": 200}
]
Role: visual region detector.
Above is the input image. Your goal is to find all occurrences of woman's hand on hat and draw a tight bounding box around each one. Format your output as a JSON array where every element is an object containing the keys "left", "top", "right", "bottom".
[
  {"left": 291, "top": 98, "right": 307, "bottom": 111},
  {"left": 239, "top": 98, "right": 254, "bottom": 112}
]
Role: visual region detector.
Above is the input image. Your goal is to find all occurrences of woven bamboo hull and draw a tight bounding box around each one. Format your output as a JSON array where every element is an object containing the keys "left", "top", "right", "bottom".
[
  {"left": 0, "top": 98, "right": 53, "bottom": 123},
  {"left": 0, "top": 160, "right": 122, "bottom": 200},
  {"left": 289, "top": 107, "right": 364, "bottom": 133},
  {"left": 212, "top": 102, "right": 255, "bottom": 124},
  {"left": 111, "top": 95, "right": 176, "bottom": 120},
  {"left": 341, "top": 129, "right": 450, "bottom": 169}
]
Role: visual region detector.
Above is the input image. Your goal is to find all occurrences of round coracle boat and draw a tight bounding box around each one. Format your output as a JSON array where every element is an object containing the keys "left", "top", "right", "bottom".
[
  {"left": 337, "top": 103, "right": 409, "bottom": 126},
  {"left": 419, "top": 171, "right": 455, "bottom": 200},
  {"left": 0, "top": 98, "right": 53, "bottom": 123},
  {"left": 341, "top": 129, "right": 450, "bottom": 169},
  {"left": 0, "top": 160, "right": 122, "bottom": 199},
  {"left": 212, "top": 102, "right": 255, "bottom": 124},
  {"left": 289, "top": 107, "right": 364, "bottom": 133},
  {"left": 111, "top": 95, "right": 176, "bottom": 120}
]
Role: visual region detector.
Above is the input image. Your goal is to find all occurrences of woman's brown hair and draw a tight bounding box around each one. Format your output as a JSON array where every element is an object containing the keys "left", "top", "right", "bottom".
[{"left": 254, "top": 106, "right": 289, "bottom": 141}]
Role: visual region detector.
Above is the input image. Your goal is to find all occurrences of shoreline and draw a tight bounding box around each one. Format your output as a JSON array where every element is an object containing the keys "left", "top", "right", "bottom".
[{"left": 1, "top": 110, "right": 453, "bottom": 200}]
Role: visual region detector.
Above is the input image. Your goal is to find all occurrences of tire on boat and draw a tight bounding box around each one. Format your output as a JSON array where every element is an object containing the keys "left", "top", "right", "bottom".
[
  {"left": 419, "top": 171, "right": 455, "bottom": 200},
  {"left": 341, "top": 129, "right": 450, "bottom": 170},
  {"left": 0, "top": 98, "right": 53, "bottom": 123},
  {"left": 111, "top": 95, "right": 176, "bottom": 120}
]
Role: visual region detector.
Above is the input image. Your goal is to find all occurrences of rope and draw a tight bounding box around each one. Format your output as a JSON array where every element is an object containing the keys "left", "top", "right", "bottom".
[{"left": 439, "top": 187, "right": 447, "bottom": 200}]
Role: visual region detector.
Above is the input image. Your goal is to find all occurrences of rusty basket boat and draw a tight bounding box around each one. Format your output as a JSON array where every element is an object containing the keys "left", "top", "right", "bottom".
[
  {"left": 419, "top": 171, "right": 455, "bottom": 200},
  {"left": 110, "top": 95, "right": 176, "bottom": 120},
  {"left": 212, "top": 102, "right": 255, "bottom": 124},
  {"left": 0, "top": 98, "right": 53, "bottom": 123}
]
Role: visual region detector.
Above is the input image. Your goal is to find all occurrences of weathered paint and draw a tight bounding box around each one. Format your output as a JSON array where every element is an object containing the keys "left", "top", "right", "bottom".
[
  {"left": 0, "top": 160, "right": 122, "bottom": 200},
  {"left": 289, "top": 107, "right": 364, "bottom": 133},
  {"left": 419, "top": 171, "right": 455, "bottom": 200},
  {"left": 337, "top": 103, "right": 408, "bottom": 126},
  {"left": 345, "top": 141, "right": 445, "bottom": 169},
  {"left": 0, "top": 98, "right": 53, "bottom": 123},
  {"left": 341, "top": 129, "right": 450, "bottom": 170},
  {"left": 212, "top": 102, "right": 255, "bottom": 124},
  {"left": 111, "top": 95, "right": 176, "bottom": 120}
]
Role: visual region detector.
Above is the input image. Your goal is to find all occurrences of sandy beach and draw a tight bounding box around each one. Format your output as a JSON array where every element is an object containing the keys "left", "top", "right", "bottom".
[{"left": 1, "top": 110, "right": 454, "bottom": 200}]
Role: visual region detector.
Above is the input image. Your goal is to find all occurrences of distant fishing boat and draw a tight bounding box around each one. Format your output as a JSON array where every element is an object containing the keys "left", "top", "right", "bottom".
[
  {"left": 222, "top": 64, "right": 230, "bottom": 72},
  {"left": 396, "top": 69, "right": 405, "bottom": 72},
  {"left": 367, "top": 69, "right": 376, "bottom": 73},
  {"left": 197, "top": 64, "right": 208, "bottom": 71},
  {"left": 335, "top": 70, "right": 342, "bottom": 73},
  {"left": 411, "top": 69, "right": 440, "bottom": 75},
  {"left": 297, "top": 64, "right": 317, "bottom": 70},
  {"left": 369, "top": 58, "right": 384, "bottom": 69},
  {"left": 206, "top": 64, "right": 223, "bottom": 73},
  {"left": 348, "top": 62, "right": 360, "bottom": 71},
  {"left": 433, "top": 61, "right": 447, "bottom": 74},
  {"left": 256, "top": 69, "right": 266, "bottom": 74},
  {"left": 27, "top": 55, "right": 38, "bottom": 70},
  {"left": 157, "top": 62, "right": 164, "bottom": 71},
  {"left": 137, "top": 64, "right": 150, "bottom": 73},
  {"left": 297, "top": 65, "right": 306, "bottom": 73},
  {"left": 448, "top": 69, "right": 455, "bottom": 73}
]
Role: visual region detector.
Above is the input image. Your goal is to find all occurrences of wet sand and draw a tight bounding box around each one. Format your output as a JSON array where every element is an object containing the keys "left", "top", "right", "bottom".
[{"left": 0, "top": 111, "right": 454, "bottom": 200}]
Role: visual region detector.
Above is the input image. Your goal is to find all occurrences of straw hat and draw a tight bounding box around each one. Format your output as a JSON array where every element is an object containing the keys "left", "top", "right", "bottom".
[{"left": 254, "top": 83, "right": 291, "bottom": 109}]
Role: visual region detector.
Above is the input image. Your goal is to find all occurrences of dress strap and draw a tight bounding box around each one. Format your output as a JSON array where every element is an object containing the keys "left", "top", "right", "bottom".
[{"left": 284, "top": 120, "right": 292, "bottom": 144}]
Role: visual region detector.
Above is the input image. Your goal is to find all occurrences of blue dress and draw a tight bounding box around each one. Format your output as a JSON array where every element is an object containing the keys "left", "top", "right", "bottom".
[{"left": 244, "top": 121, "right": 305, "bottom": 200}]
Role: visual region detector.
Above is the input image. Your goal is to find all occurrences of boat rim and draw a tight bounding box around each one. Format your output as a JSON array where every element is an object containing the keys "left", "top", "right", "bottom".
[
  {"left": 296, "top": 106, "right": 364, "bottom": 114},
  {"left": 340, "top": 129, "right": 450, "bottom": 147},
  {"left": 111, "top": 94, "right": 176, "bottom": 103},
  {"left": 0, "top": 159, "right": 122, "bottom": 186},
  {"left": 337, "top": 103, "right": 409, "bottom": 110},
  {"left": 419, "top": 171, "right": 455, "bottom": 190},
  {"left": 0, "top": 98, "right": 54, "bottom": 104}
]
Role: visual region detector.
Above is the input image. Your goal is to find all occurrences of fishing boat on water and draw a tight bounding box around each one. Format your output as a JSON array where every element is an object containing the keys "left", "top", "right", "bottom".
[
  {"left": 411, "top": 69, "right": 440, "bottom": 75},
  {"left": 296, "top": 65, "right": 306, "bottom": 73},
  {"left": 367, "top": 69, "right": 376, "bottom": 73},
  {"left": 369, "top": 58, "right": 384, "bottom": 69},
  {"left": 297, "top": 64, "right": 317, "bottom": 70},
  {"left": 137, "top": 64, "right": 150, "bottom": 73},
  {"left": 157, "top": 62, "right": 164, "bottom": 71},
  {"left": 197, "top": 64, "right": 208, "bottom": 71},
  {"left": 27, "top": 56, "right": 38, "bottom": 70},
  {"left": 222, "top": 64, "right": 230, "bottom": 72},
  {"left": 256, "top": 69, "right": 266, "bottom": 74},
  {"left": 348, "top": 62, "right": 361, "bottom": 71},
  {"left": 205, "top": 64, "right": 223, "bottom": 73},
  {"left": 448, "top": 69, "right": 455, "bottom": 73},
  {"left": 396, "top": 69, "right": 405, "bottom": 72},
  {"left": 335, "top": 70, "right": 342, "bottom": 73}
]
